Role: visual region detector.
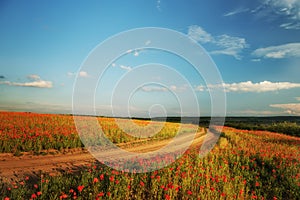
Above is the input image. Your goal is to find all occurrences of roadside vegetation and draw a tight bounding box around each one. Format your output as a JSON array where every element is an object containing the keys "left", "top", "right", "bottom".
[{"left": 0, "top": 112, "right": 299, "bottom": 199}]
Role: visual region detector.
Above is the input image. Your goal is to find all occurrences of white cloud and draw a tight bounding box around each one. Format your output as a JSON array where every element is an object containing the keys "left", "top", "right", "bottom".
[
  {"left": 13, "top": 80, "right": 52, "bottom": 88},
  {"left": 27, "top": 74, "right": 41, "bottom": 81},
  {"left": 211, "top": 34, "right": 248, "bottom": 59},
  {"left": 0, "top": 75, "right": 53, "bottom": 88},
  {"left": 280, "top": 22, "right": 300, "bottom": 30},
  {"left": 252, "top": 43, "right": 300, "bottom": 59},
  {"left": 140, "top": 85, "right": 187, "bottom": 92},
  {"left": 224, "top": 7, "right": 249, "bottom": 17},
  {"left": 215, "top": 35, "right": 248, "bottom": 49},
  {"left": 125, "top": 49, "right": 141, "bottom": 57},
  {"left": 187, "top": 25, "right": 248, "bottom": 59},
  {"left": 229, "top": 109, "right": 283, "bottom": 116},
  {"left": 188, "top": 25, "right": 214, "bottom": 43},
  {"left": 169, "top": 85, "right": 177, "bottom": 91},
  {"left": 196, "top": 81, "right": 300, "bottom": 93},
  {"left": 270, "top": 0, "right": 300, "bottom": 30},
  {"left": 169, "top": 85, "right": 187, "bottom": 92},
  {"left": 141, "top": 86, "right": 167, "bottom": 92},
  {"left": 270, "top": 103, "right": 300, "bottom": 115},
  {"left": 119, "top": 65, "right": 132, "bottom": 71},
  {"left": 223, "top": 81, "right": 300, "bottom": 92},
  {"left": 68, "top": 71, "right": 90, "bottom": 78},
  {"left": 251, "top": 58, "right": 261, "bottom": 62},
  {"left": 253, "top": 0, "right": 300, "bottom": 30},
  {"left": 79, "top": 71, "right": 89, "bottom": 77},
  {"left": 195, "top": 85, "right": 205, "bottom": 92},
  {"left": 111, "top": 63, "right": 116, "bottom": 67}
]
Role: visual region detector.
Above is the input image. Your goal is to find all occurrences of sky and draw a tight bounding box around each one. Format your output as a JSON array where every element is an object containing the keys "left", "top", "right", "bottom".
[{"left": 0, "top": 0, "right": 300, "bottom": 117}]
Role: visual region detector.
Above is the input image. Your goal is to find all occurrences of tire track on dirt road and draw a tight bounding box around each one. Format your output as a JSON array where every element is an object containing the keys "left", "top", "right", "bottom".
[{"left": 0, "top": 130, "right": 206, "bottom": 181}]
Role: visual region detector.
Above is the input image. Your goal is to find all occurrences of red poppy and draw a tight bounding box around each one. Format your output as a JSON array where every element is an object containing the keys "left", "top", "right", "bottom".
[
  {"left": 140, "top": 181, "right": 145, "bottom": 187},
  {"left": 100, "top": 174, "right": 104, "bottom": 180},
  {"left": 109, "top": 176, "right": 114, "bottom": 182},
  {"left": 59, "top": 194, "right": 68, "bottom": 199},
  {"left": 97, "top": 192, "right": 104, "bottom": 197},
  {"left": 77, "top": 185, "right": 84, "bottom": 192},
  {"left": 93, "top": 177, "right": 99, "bottom": 183}
]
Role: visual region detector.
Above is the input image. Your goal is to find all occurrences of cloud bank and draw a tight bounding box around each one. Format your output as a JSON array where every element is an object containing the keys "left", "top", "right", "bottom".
[
  {"left": 196, "top": 81, "right": 300, "bottom": 93},
  {"left": 141, "top": 85, "right": 187, "bottom": 93},
  {"left": 252, "top": 43, "right": 300, "bottom": 59},
  {"left": 270, "top": 103, "right": 300, "bottom": 115},
  {"left": 263, "top": 0, "right": 300, "bottom": 30},
  {"left": 224, "top": 1, "right": 300, "bottom": 30},
  {"left": 0, "top": 74, "right": 52, "bottom": 88},
  {"left": 141, "top": 81, "right": 300, "bottom": 93}
]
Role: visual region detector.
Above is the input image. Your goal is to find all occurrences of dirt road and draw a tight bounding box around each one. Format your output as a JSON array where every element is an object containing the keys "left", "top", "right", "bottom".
[{"left": 0, "top": 131, "right": 205, "bottom": 182}]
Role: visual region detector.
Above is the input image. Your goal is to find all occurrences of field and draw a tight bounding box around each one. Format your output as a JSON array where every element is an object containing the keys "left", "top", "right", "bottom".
[{"left": 0, "top": 112, "right": 299, "bottom": 199}]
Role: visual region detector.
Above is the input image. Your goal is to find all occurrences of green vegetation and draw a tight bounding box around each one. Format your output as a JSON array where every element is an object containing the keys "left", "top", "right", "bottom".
[
  {"left": 1, "top": 126, "right": 299, "bottom": 199},
  {"left": 155, "top": 116, "right": 300, "bottom": 137},
  {"left": 225, "top": 121, "right": 300, "bottom": 137}
]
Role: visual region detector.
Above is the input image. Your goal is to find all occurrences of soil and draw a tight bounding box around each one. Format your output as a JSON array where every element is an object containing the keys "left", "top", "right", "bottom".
[{"left": 0, "top": 130, "right": 205, "bottom": 182}]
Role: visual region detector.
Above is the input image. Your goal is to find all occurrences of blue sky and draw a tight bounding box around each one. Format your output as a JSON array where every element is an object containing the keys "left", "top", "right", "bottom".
[{"left": 0, "top": 0, "right": 300, "bottom": 116}]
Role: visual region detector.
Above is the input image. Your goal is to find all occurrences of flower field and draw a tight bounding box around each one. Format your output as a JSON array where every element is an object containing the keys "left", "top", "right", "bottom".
[
  {"left": 0, "top": 112, "right": 300, "bottom": 199},
  {"left": 0, "top": 112, "right": 190, "bottom": 155}
]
